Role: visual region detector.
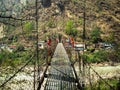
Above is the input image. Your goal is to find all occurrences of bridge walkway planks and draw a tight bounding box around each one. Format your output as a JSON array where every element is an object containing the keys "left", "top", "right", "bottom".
[{"left": 44, "top": 43, "right": 78, "bottom": 90}]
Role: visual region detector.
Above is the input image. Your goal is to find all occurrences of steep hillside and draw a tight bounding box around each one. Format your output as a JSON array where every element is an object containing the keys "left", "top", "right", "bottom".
[
  {"left": 36, "top": 0, "right": 119, "bottom": 43},
  {"left": 0, "top": 0, "right": 119, "bottom": 46}
]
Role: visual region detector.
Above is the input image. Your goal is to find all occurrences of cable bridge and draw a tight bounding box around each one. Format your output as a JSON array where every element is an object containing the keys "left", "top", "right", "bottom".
[
  {"left": 0, "top": 42, "right": 116, "bottom": 90},
  {"left": 42, "top": 43, "right": 79, "bottom": 90}
]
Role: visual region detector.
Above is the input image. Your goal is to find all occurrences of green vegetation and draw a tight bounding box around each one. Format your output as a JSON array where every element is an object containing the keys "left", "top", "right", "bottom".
[
  {"left": 64, "top": 20, "right": 78, "bottom": 37},
  {"left": 0, "top": 46, "right": 48, "bottom": 67},
  {"left": 0, "top": 50, "right": 32, "bottom": 67},
  {"left": 24, "top": 21, "right": 35, "bottom": 33},
  {"left": 84, "top": 78, "right": 120, "bottom": 90},
  {"left": 47, "top": 19, "right": 56, "bottom": 28},
  {"left": 90, "top": 26, "right": 102, "bottom": 43},
  {"left": 83, "top": 50, "right": 109, "bottom": 63},
  {"left": 4, "top": 25, "right": 15, "bottom": 33},
  {"left": 23, "top": 21, "right": 35, "bottom": 38},
  {"left": 0, "top": 51, "right": 18, "bottom": 67},
  {"left": 78, "top": 18, "right": 84, "bottom": 25},
  {"left": 82, "top": 48, "right": 120, "bottom": 63},
  {"left": 103, "top": 33, "right": 115, "bottom": 44}
]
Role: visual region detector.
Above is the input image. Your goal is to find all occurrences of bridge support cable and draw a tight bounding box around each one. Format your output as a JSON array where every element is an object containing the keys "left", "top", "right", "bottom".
[
  {"left": 37, "top": 56, "right": 52, "bottom": 90},
  {"left": 71, "top": 63, "right": 83, "bottom": 90},
  {"left": 88, "top": 66, "right": 93, "bottom": 90},
  {"left": 74, "top": 46, "right": 116, "bottom": 90},
  {"left": 75, "top": 51, "right": 115, "bottom": 90},
  {"left": 68, "top": 50, "right": 83, "bottom": 89},
  {"left": 0, "top": 55, "right": 35, "bottom": 88},
  {"left": 76, "top": 50, "right": 85, "bottom": 89},
  {"left": 87, "top": 63, "right": 115, "bottom": 90},
  {"left": 77, "top": 51, "right": 81, "bottom": 75}
]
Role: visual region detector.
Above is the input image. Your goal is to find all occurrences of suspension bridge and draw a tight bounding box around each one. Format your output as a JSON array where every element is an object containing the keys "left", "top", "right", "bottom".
[
  {"left": 42, "top": 43, "right": 78, "bottom": 90},
  {"left": 0, "top": 41, "right": 116, "bottom": 90},
  {"left": 0, "top": 0, "right": 119, "bottom": 89}
]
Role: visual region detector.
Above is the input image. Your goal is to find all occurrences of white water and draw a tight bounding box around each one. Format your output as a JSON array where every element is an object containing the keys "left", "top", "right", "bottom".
[
  {"left": 0, "top": 67, "right": 34, "bottom": 90},
  {"left": 75, "top": 63, "right": 120, "bottom": 84}
]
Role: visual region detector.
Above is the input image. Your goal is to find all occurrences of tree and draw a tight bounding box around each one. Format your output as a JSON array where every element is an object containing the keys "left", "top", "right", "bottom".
[
  {"left": 64, "top": 20, "right": 78, "bottom": 37},
  {"left": 24, "top": 22, "right": 35, "bottom": 31},
  {"left": 24, "top": 21, "right": 35, "bottom": 36},
  {"left": 90, "top": 26, "right": 102, "bottom": 43}
]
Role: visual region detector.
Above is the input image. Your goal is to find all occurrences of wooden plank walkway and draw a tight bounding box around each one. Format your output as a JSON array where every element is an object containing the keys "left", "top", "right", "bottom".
[{"left": 44, "top": 43, "right": 78, "bottom": 90}]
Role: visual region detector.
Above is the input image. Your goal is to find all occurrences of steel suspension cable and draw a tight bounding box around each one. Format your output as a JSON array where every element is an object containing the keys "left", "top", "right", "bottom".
[
  {"left": 86, "top": 63, "right": 115, "bottom": 90},
  {"left": 0, "top": 54, "right": 35, "bottom": 88}
]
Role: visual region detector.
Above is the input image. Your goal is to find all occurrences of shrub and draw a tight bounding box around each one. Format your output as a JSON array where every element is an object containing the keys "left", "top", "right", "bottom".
[
  {"left": 64, "top": 20, "right": 78, "bottom": 37},
  {"left": 85, "top": 78, "right": 119, "bottom": 90},
  {"left": 0, "top": 51, "right": 17, "bottom": 66},
  {"left": 90, "top": 26, "right": 102, "bottom": 43},
  {"left": 83, "top": 50, "right": 108, "bottom": 63},
  {"left": 24, "top": 22, "right": 35, "bottom": 31}
]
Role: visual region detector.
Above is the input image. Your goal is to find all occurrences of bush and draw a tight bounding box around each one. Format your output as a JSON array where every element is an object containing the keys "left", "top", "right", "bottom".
[
  {"left": 83, "top": 50, "right": 108, "bottom": 63},
  {"left": 0, "top": 51, "right": 18, "bottom": 66},
  {"left": 0, "top": 49, "right": 33, "bottom": 67},
  {"left": 90, "top": 26, "right": 102, "bottom": 43},
  {"left": 85, "top": 78, "right": 119, "bottom": 90},
  {"left": 64, "top": 20, "right": 78, "bottom": 37},
  {"left": 24, "top": 22, "right": 35, "bottom": 31}
]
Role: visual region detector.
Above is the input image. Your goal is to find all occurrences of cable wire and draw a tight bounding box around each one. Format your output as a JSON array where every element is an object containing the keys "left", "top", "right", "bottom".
[
  {"left": 0, "top": 54, "right": 35, "bottom": 88},
  {"left": 86, "top": 63, "right": 115, "bottom": 90}
]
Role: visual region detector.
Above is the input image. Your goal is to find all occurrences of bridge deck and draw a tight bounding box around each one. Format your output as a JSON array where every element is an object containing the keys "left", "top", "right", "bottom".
[{"left": 44, "top": 43, "right": 78, "bottom": 90}]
